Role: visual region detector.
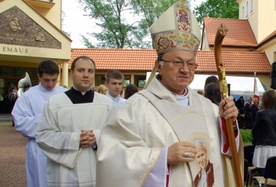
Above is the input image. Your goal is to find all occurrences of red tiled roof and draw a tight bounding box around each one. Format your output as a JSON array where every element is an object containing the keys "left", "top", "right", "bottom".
[
  {"left": 203, "top": 18, "right": 258, "bottom": 47},
  {"left": 70, "top": 48, "right": 271, "bottom": 74},
  {"left": 196, "top": 51, "right": 270, "bottom": 73},
  {"left": 70, "top": 48, "right": 157, "bottom": 71}
]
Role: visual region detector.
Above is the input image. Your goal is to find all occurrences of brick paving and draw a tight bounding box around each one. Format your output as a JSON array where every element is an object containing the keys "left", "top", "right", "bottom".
[{"left": 0, "top": 114, "right": 27, "bottom": 187}]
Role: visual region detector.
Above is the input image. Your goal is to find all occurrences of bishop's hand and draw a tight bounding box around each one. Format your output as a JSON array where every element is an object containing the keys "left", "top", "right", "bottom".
[{"left": 167, "top": 141, "right": 196, "bottom": 165}]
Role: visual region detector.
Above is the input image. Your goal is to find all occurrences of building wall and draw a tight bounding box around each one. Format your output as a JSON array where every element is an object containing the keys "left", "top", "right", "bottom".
[
  {"left": 0, "top": 0, "right": 71, "bottom": 113},
  {"left": 238, "top": 0, "right": 276, "bottom": 43},
  {"left": 260, "top": 42, "right": 276, "bottom": 65},
  {"left": 24, "top": 0, "right": 62, "bottom": 29}
]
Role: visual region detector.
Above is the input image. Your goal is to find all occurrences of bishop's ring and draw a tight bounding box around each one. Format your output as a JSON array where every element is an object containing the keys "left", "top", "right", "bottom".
[{"left": 183, "top": 152, "right": 191, "bottom": 158}]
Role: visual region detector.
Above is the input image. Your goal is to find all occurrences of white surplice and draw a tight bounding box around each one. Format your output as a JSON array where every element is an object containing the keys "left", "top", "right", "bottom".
[
  {"left": 36, "top": 92, "right": 113, "bottom": 187},
  {"left": 12, "top": 84, "right": 67, "bottom": 187},
  {"left": 97, "top": 76, "right": 243, "bottom": 187},
  {"left": 105, "top": 92, "right": 126, "bottom": 109}
]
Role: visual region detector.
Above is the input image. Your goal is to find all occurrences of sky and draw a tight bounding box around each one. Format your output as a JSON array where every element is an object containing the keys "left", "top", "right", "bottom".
[{"left": 62, "top": 0, "right": 205, "bottom": 48}]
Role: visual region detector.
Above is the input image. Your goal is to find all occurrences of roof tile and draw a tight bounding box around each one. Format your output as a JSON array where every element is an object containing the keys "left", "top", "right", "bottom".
[
  {"left": 204, "top": 18, "right": 258, "bottom": 47},
  {"left": 70, "top": 48, "right": 271, "bottom": 74},
  {"left": 197, "top": 50, "right": 270, "bottom": 73}
]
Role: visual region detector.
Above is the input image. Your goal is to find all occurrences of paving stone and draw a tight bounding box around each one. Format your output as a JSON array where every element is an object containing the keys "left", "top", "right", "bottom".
[{"left": 0, "top": 115, "right": 27, "bottom": 187}]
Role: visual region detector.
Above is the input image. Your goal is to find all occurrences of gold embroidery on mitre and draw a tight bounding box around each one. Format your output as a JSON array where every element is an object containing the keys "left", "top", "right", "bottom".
[
  {"left": 176, "top": 2, "right": 191, "bottom": 32},
  {"left": 153, "top": 31, "right": 199, "bottom": 54},
  {"left": 150, "top": 1, "right": 200, "bottom": 55}
]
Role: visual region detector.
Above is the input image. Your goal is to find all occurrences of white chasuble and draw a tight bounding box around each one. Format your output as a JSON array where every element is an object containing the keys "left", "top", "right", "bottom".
[
  {"left": 97, "top": 77, "right": 243, "bottom": 187},
  {"left": 36, "top": 92, "right": 113, "bottom": 187},
  {"left": 140, "top": 90, "right": 237, "bottom": 187}
]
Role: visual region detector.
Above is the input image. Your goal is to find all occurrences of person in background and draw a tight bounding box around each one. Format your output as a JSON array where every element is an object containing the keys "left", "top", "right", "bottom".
[
  {"left": 204, "top": 82, "right": 221, "bottom": 106},
  {"left": 203, "top": 75, "right": 221, "bottom": 105},
  {"left": 96, "top": 1, "right": 241, "bottom": 186},
  {"left": 124, "top": 84, "right": 138, "bottom": 99},
  {"left": 12, "top": 60, "right": 67, "bottom": 187},
  {"left": 235, "top": 96, "right": 245, "bottom": 128},
  {"left": 204, "top": 75, "right": 219, "bottom": 90},
  {"left": 8, "top": 86, "right": 18, "bottom": 126},
  {"left": 36, "top": 56, "right": 113, "bottom": 187},
  {"left": 105, "top": 69, "right": 126, "bottom": 109},
  {"left": 252, "top": 90, "right": 276, "bottom": 176},
  {"left": 244, "top": 96, "right": 253, "bottom": 129},
  {"left": 236, "top": 96, "right": 245, "bottom": 114},
  {"left": 90, "top": 85, "right": 98, "bottom": 92},
  {"left": 97, "top": 84, "right": 108, "bottom": 95},
  {"left": 250, "top": 97, "right": 260, "bottom": 126},
  {"left": 8, "top": 86, "right": 18, "bottom": 113}
]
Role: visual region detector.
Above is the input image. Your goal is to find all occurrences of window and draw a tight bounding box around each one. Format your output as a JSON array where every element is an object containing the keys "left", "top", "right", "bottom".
[
  {"left": 123, "top": 79, "right": 130, "bottom": 87},
  {"left": 246, "top": 1, "right": 248, "bottom": 18},
  {"left": 123, "top": 75, "right": 130, "bottom": 87},
  {"left": 135, "top": 76, "right": 146, "bottom": 88},
  {"left": 250, "top": 0, "right": 254, "bottom": 12}
]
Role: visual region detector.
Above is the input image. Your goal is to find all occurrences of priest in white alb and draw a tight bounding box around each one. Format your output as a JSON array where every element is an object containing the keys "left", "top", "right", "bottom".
[{"left": 36, "top": 56, "right": 113, "bottom": 187}]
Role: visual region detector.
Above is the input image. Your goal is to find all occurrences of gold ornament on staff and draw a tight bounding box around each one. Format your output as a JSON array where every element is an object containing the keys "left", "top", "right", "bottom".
[{"left": 214, "top": 23, "right": 243, "bottom": 187}]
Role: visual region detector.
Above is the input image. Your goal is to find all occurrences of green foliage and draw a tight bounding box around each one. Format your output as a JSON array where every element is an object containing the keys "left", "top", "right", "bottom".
[
  {"left": 78, "top": 0, "right": 145, "bottom": 48},
  {"left": 131, "top": 0, "right": 179, "bottom": 28},
  {"left": 61, "top": 10, "right": 71, "bottom": 37},
  {"left": 78, "top": 0, "right": 181, "bottom": 48},
  {"left": 240, "top": 129, "right": 253, "bottom": 145},
  {"left": 75, "top": 0, "right": 238, "bottom": 48},
  {"left": 81, "top": 35, "right": 96, "bottom": 48},
  {"left": 193, "top": 0, "right": 239, "bottom": 25}
]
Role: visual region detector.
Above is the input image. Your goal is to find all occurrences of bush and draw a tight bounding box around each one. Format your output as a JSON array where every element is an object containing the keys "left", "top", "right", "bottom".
[{"left": 240, "top": 129, "right": 253, "bottom": 145}]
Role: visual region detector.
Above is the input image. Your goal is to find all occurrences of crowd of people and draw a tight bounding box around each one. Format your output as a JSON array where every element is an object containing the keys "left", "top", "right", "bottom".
[
  {"left": 235, "top": 96, "right": 260, "bottom": 129},
  {"left": 201, "top": 75, "right": 262, "bottom": 130},
  {"left": 202, "top": 75, "right": 276, "bottom": 177},
  {"left": 11, "top": 58, "right": 139, "bottom": 187}
]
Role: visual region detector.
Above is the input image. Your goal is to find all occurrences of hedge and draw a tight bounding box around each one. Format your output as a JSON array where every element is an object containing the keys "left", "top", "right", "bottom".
[{"left": 240, "top": 129, "right": 253, "bottom": 145}]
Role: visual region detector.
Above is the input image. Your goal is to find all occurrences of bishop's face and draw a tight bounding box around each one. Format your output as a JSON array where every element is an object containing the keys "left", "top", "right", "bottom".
[
  {"left": 70, "top": 58, "right": 95, "bottom": 92},
  {"left": 156, "top": 50, "right": 197, "bottom": 95}
]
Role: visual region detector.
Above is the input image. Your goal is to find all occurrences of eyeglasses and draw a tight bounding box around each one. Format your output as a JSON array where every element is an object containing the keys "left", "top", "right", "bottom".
[{"left": 161, "top": 59, "right": 198, "bottom": 70}]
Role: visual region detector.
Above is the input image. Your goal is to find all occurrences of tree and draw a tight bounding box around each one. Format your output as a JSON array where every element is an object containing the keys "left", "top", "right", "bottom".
[
  {"left": 130, "top": 0, "right": 178, "bottom": 30},
  {"left": 78, "top": 0, "right": 182, "bottom": 48},
  {"left": 193, "top": 0, "right": 239, "bottom": 25},
  {"left": 78, "top": 0, "right": 138, "bottom": 48},
  {"left": 61, "top": 11, "right": 71, "bottom": 37}
]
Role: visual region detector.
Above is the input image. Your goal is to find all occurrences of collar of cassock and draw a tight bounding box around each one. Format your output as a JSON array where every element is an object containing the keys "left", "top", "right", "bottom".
[
  {"left": 172, "top": 90, "right": 189, "bottom": 106},
  {"left": 157, "top": 75, "right": 189, "bottom": 106},
  {"left": 65, "top": 87, "right": 94, "bottom": 104}
]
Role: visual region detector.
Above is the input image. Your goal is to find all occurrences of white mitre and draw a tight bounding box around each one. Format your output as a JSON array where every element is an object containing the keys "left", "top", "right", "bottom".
[{"left": 150, "top": 0, "right": 201, "bottom": 55}]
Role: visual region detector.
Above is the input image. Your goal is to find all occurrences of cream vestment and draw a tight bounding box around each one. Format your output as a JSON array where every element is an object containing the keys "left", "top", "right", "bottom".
[
  {"left": 97, "top": 77, "right": 243, "bottom": 187},
  {"left": 36, "top": 92, "right": 113, "bottom": 187}
]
